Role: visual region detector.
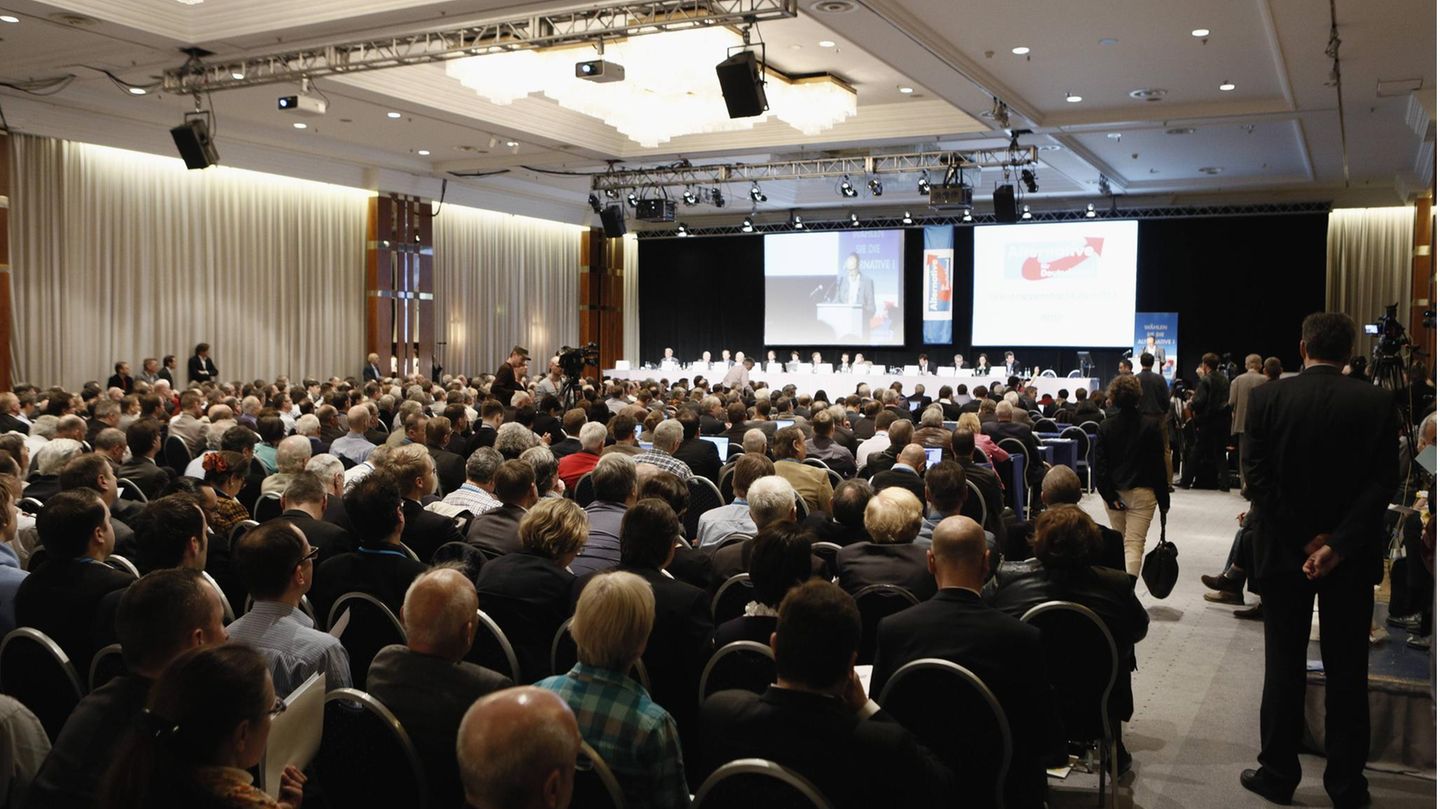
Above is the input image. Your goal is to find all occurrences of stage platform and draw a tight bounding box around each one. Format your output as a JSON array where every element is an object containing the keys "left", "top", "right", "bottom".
[{"left": 605, "top": 368, "right": 1098, "bottom": 400}]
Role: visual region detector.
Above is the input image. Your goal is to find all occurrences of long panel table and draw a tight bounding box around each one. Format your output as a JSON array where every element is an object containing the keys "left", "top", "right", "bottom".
[{"left": 605, "top": 368, "right": 1098, "bottom": 400}]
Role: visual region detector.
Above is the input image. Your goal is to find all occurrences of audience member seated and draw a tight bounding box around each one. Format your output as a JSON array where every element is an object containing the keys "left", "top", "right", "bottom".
[
  {"left": 467, "top": 460, "right": 539, "bottom": 557},
  {"left": 310, "top": 473, "right": 428, "bottom": 622},
  {"left": 915, "top": 460, "right": 970, "bottom": 545},
  {"left": 0, "top": 486, "right": 25, "bottom": 638},
  {"left": 228, "top": 520, "right": 351, "bottom": 695},
  {"left": 988, "top": 506, "right": 1148, "bottom": 772},
  {"left": 958, "top": 413, "right": 1009, "bottom": 467},
  {"left": 538, "top": 571, "right": 690, "bottom": 809},
  {"left": 604, "top": 413, "right": 642, "bottom": 457},
  {"left": 166, "top": 391, "right": 209, "bottom": 457},
  {"left": 14, "top": 489, "right": 134, "bottom": 667},
  {"left": 634, "top": 419, "right": 693, "bottom": 481},
  {"left": 474, "top": 498, "right": 587, "bottom": 682},
  {"left": 802, "top": 478, "right": 874, "bottom": 546},
  {"left": 546, "top": 409, "right": 586, "bottom": 461},
  {"left": 861, "top": 419, "right": 912, "bottom": 478},
  {"left": 710, "top": 475, "right": 798, "bottom": 581},
  {"left": 381, "top": 443, "right": 463, "bottom": 562},
  {"left": 521, "top": 445, "right": 563, "bottom": 500},
  {"left": 201, "top": 450, "right": 252, "bottom": 537},
  {"left": 951, "top": 428, "right": 1008, "bottom": 540},
  {"left": 330, "top": 405, "right": 378, "bottom": 466},
  {"left": 456, "top": 687, "right": 580, "bottom": 809},
  {"left": 697, "top": 579, "right": 950, "bottom": 809},
  {"left": 27, "top": 568, "right": 226, "bottom": 809},
  {"left": 911, "top": 406, "right": 952, "bottom": 458},
  {"left": 116, "top": 419, "right": 169, "bottom": 500},
  {"left": 276, "top": 472, "right": 355, "bottom": 565},
  {"left": 495, "top": 422, "right": 538, "bottom": 462},
  {"left": 1029, "top": 466, "right": 1125, "bottom": 572},
  {"left": 695, "top": 452, "right": 774, "bottom": 548},
  {"left": 557, "top": 422, "right": 606, "bottom": 492},
  {"left": 772, "top": 426, "right": 834, "bottom": 516},
  {"left": 740, "top": 428, "right": 769, "bottom": 456},
  {"left": 836, "top": 487, "right": 936, "bottom": 600},
  {"left": 854, "top": 409, "right": 896, "bottom": 469},
  {"left": 571, "top": 454, "right": 638, "bottom": 577},
  {"left": 368, "top": 568, "right": 513, "bottom": 809},
  {"left": 425, "top": 416, "right": 467, "bottom": 495},
  {"left": 870, "top": 516, "right": 1064, "bottom": 809},
  {"left": 635, "top": 472, "right": 715, "bottom": 591},
  {"left": 23, "top": 438, "right": 85, "bottom": 503},
  {"left": 711, "top": 524, "right": 813, "bottom": 650},
  {"left": 99, "top": 645, "right": 307, "bottom": 809},
  {"left": 443, "top": 447, "right": 504, "bottom": 517},
  {"left": 260, "top": 435, "right": 312, "bottom": 498},
  {"left": 671, "top": 411, "right": 722, "bottom": 484},
  {"left": 869, "top": 444, "right": 928, "bottom": 503},
  {"left": 804, "top": 409, "right": 857, "bottom": 478},
  {"left": 93, "top": 492, "right": 211, "bottom": 647}
]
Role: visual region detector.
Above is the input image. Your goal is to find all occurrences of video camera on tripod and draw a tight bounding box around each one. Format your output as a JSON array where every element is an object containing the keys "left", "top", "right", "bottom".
[
  {"left": 1365, "top": 303, "right": 1410, "bottom": 358},
  {"left": 557, "top": 343, "right": 600, "bottom": 379}
]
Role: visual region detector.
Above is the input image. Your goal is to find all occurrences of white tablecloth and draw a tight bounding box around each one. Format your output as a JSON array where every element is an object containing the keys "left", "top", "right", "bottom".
[{"left": 606, "top": 368, "right": 1097, "bottom": 398}]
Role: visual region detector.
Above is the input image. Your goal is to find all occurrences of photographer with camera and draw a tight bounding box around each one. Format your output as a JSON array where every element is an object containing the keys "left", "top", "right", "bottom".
[{"left": 492, "top": 345, "right": 529, "bottom": 405}]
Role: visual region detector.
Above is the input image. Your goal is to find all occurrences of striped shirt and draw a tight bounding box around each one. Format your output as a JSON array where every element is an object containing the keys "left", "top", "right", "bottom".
[
  {"left": 634, "top": 448, "right": 693, "bottom": 480},
  {"left": 226, "top": 601, "right": 351, "bottom": 698}
]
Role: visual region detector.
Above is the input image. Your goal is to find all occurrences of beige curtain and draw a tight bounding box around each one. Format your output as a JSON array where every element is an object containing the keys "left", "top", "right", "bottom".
[
  {"left": 1326, "top": 206, "right": 1415, "bottom": 328},
  {"left": 622, "top": 233, "right": 640, "bottom": 362},
  {"left": 9, "top": 134, "right": 369, "bottom": 389},
  {"left": 433, "top": 204, "right": 581, "bottom": 376}
]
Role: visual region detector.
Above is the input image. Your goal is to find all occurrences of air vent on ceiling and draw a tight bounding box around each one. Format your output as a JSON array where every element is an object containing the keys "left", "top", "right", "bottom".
[
  {"left": 1128, "top": 88, "right": 1167, "bottom": 101},
  {"left": 810, "top": 0, "right": 857, "bottom": 12},
  {"left": 49, "top": 12, "right": 97, "bottom": 25},
  {"left": 1198, "top": 166, "right": 1223, "bottom": 175},
  {"left": 1165, "top": 127, "right": 1196, "bottom": 135}
]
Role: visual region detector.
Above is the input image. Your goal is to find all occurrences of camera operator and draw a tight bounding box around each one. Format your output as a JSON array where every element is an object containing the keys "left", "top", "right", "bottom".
[{"left": 536, "top": 356, "right": 565, "bottom": 399}]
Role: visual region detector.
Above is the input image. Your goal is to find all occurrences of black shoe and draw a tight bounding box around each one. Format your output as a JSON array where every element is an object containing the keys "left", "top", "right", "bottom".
[
  {"left": 1240, "top": 769, "right": 1293, "bottom": 805},
  {"left": 1205, "top": 590, "right": 1244, "bottom": 605},
  {"left": 1406, "top": 634, "right": 1432, "bottom": 651},
  {"left": 1202, "top": 573, "right": 1242, "bottom": 593},
  {"left": 1332, "top": 791, "right": 1372, "bottom": 809},
  {"left": 1235, "top": 603, "right": 1264, "bottom": 620},
  {"left": 1386, "top": 612, "right": 1422, "bottom": 631},
  {"left": 1177, "top": 481, "right": 1193, "bottom": 490},
  {"left": 1115, "top": 748, "right": 1132, "bottom": 776}
]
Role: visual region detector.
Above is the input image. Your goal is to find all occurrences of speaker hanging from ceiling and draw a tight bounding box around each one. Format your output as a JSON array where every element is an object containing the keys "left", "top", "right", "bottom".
[
  {"left": 170, "top": 114, "right": 219, "bottom": 170},
  {"left": 599, "top": 204, "right": 628, "bottom": 238},
  {"left": 715, "top": 50, "right": 768, "bottom": 119},
  {"left": 992, "top": 184, "right": 1018, "bottom": 223}
]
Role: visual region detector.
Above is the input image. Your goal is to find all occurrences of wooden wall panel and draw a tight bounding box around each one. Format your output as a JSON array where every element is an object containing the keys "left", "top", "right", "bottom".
[{"left": 367, "top": 194, "right": 435, "bottom": 379}]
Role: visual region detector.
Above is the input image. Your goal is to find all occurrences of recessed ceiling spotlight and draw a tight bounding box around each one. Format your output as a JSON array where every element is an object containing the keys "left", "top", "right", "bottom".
[
  {"left": 417, "top": 149, "right": 431, "bottom": 156},
  {"left": 1098, "top": 37, "right": 1118, "bottom": 46},
  {"left": 818, "top": 39, "right": 836, "bottom": 48},
  {"left": 386, "top": 111, "right": 402, "bottom": 119},
  {"left": 505, "top": 140, "right": 519, "bottom": 148},
  {"left": 1219, "top": 81, "right": 1236, "bottom": 91},
  {"left": 1065, "top": 92, "right": 1083, "bottom": 103},
  {"left": 1128, "top": 87, "right": 1168, "bottom": 101},
  {"left": 230, "top": 67, "right": 245, "bottom": 80},
  {"left": 0, "top": 14, "right": 18, "bottom": 23},
  {"left": 1011, "top": 46, "right": 1030, "bottom": 55},
  {"left": 1191, "top": 28, "right": 1210, "bottom": 37},
  {"left": 127, "top": 86, "right": 147, "bottom": 95},
  {"left": 897, "top": 86, "right": 914, "bottom": 94},
  {"left": 292, "top": 122, "right": 307, "bottom": 129},
  {"left": 1164, "top": 127, "right": 1197, "bottom": 135},
  {"left": 1106, "top": 132, "right": 1123, "bottom": 140}
]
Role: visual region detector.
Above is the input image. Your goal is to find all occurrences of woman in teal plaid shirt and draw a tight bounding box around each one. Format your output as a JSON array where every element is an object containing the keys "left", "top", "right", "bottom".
[{"left": 537, "top": 570, "right": 690, "bottom": 809}]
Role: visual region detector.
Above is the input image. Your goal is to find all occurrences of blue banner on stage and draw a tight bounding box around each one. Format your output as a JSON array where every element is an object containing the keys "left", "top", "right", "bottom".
[
  {"left": 922, "top": 226, "right": 954, "bottom": 344},
  {"left": 1134, "top": 312, "right": 1178, "bottom": 380}
]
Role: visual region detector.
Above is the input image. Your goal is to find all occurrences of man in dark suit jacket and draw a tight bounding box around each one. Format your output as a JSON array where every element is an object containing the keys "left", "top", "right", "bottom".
[
  {"left": 310, "top": 475, "right": 428, "bottom": 623},
  {"left": 186, "top": 343, "right": 218, "bottom": 385},
  {"left": 117, "top": 419, "right": 170, "bottom": 500},
  {"left": 425, "top": 418, "right": 467, "bottom": 496},
  {"left": 905, "top": 384, "right": 933, "bottom": 412},
  {"left": 274, "top": 472, "right": 355, "bottom": 564},
  {"left": 869, "top": 445, "right": 928, "bottom": 503},
  {"left": 835, "top": 487, "right": 937, "bottom": 601},
  {"left": 368, "top": 568, "right": 513, "bottom": 809},
  {"left": 490, "top": 345, "right": 529, "bottom": 407},
  {"left": 672, "top": 411, "right": 722, "bottom": 484},
  {"left": 1180, "top": 352, "right": 1232, "bottom": 490},
  {"left": 802, "top": 479, "right": 873, "bottom": 546},
  {"left": 1238, "top": 313, "right": 1395, "bottom": 809},
  {"left": 105, "top": 362, "right": 134, "bottom": 394},
  {"left": 546, "top": 408, "right": 587, "bottom": 461},
  {"left": 698, "top": 580, "right": 950, "bottom": 809},
  {"left": 982, "top": 402, "right": 1042, "bottom": 455},
  {"left": 465, "top": 460, "right": 537, "bottom": 557},
  {"left": 363, "top": 352, "right": 384, "bottom": 382},
  {"left": 871, "top": 516, "right": 1064, "bottom": 809}
]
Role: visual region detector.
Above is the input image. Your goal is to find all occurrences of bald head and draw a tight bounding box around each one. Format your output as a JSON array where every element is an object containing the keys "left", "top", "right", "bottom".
[
  {"left": 927, "top": 515, "right": 988, "bottom": 589},
  {"left": 346, "top": 405, "right": 372, "bottom": 435},
  {"left": 742, "top": 428, "right": 768, "bottom": 455},
  {"left": 401, "top": 568, "right": 480, "bottom": 661},
  {"left": 458, "top": 687, "right": 580, "bottom": 809},
  {"left": 897, "top": 444, "right": 926, "bottom": 470},
  {"left": 1040, "top": 464, "right": 1082, "bottom": 506},
  {"left": 276, "top": 434, "right": 313, "bottom": 474}
]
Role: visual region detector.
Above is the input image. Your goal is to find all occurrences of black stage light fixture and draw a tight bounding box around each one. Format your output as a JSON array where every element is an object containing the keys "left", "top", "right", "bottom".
[
  {"left": 749, "top": 183, "right": 767, "bottom": 203},
  {"left": 867, "top": 177, "right": 883, "bottom": 196},
  {"left": 676, "top": 222, "right": 690, "bottom": 237},
  {"left": 682, "top": 188, "right": 699, "bottom": 206},
  {"left": 715, "top": 50, "right": 768, "bottom": 118},
  {"left": 710, "top": 188, "right": 726, "bottom": 208},
  {"left": 587, "top": 193, "right": 603, "bottom": 214},
  {"left": 916, "top": 171, "right": 931, "bottom": 194},
  {"left": 849, "top": 211, "right": 860, "bottom": 227},
  {"left": 604, "top": 188, "right": 620, "bottom": 199},
  {"left": 792, "top": 213, "right": 804, "bottom": 229},
  {"left": 625, "top": 191, "right": 639, "bottom": 208},
  {"left": 741, "top": 216, "right": 755, "bottom": 232},
  {"left": 901, "top": 211, "right": 913, "bottom": 224},
  {"left": 839, "top": 175, "right": 858, "bottom": 198},
  {"left": 1020, "top": 168, "right": 1039, "bottom": 193}
]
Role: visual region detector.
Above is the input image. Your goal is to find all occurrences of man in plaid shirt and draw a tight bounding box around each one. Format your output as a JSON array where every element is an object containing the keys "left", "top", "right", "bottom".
[
  {"left": 635, "top": 420, "right": 694, "bottom": 481},
  {"left": 537, "top": 571, "right": 689, "bottom": 809}
]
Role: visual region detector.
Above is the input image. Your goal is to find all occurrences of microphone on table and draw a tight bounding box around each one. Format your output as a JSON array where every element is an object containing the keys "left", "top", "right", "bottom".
[{"left": 809, "top": 284, "right": 826, "bottom": 299}]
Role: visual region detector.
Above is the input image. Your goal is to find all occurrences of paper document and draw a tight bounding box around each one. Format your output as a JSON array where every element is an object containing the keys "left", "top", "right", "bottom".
[
  {"left": 328, "top": 608, "right": 350, "bottom": 639},
  {"left": 261, "top": 671, "right": 325, "bottom": 798}
]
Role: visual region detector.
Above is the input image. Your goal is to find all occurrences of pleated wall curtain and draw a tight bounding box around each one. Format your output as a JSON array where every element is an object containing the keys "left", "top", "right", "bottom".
[
  {"left": 8, "top": 134, "right": 370, "bottom": 389},
  {"left": 432, "top": 204, "right": 582, "bottom": 377},
  {"left": 1325, "top": 206, "right": 1415, "bottom": 331}
]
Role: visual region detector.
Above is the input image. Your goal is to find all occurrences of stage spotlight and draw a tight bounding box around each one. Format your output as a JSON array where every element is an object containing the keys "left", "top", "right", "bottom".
[
  {"left": 1020, "top": 168, "right": 1039, "bottom": 194},
  {"left": 682, "top": 188, "right": 699, "bottom": 206},
  {"left": 604, "top": 188, "right": 620, "bottom": 199},
  {"left": 849, "top": 211, "right": 860, "bottom": 227},
  {"left": 1021, "top": 204, "right": 1033, "bottom": 220},
  {"left": 626, "top": 191, "right": 639, "bottom": 208},
  {"left": 710, "top": 188, "right": 726, "bottom": 208},
  {"left": 916, "top": 171, "right": 931, "bottom": 195},
  {"left": 676, "top": 222, "right": 690, "bottom": 237},
  {"left": 741, "top": 216, "right": 755, "bottom": 233},
  {"left": 901, "top": 211, "right": 913, "bottom": 224},
  {"left": 1085, "top": 203, "right": 1097, "bottom": 218},
  {"left": 749, "top": 183, "right": 767, "bottom": 203},
  {"left": 588, "top": 193, "right": 603, "bottom": 214},
  {"left": 839, "top": 175, "right": 858, "bottom": 198},
  {"left": 962, "top": 208, "right": 973, "bottom": 222},
  {"left": 867, "top": 177, "right": 883, "bottom": 196},
  {"left": 792, "top": 213, "right": 804, "bottom": 230}
]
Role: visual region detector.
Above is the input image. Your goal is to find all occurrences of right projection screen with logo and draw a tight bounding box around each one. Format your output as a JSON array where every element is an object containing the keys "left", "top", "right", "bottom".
[{"left": 971, "top": 219, "right": 1139, "bottom": 347}]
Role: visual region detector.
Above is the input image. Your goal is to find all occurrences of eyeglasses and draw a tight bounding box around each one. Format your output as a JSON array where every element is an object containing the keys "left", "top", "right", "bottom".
[
  {"left": 296, "top": 546, "right": 319, "bottom": 566},
  {"left": 268, "top": 696, "right": 287, "bottom": 717}
]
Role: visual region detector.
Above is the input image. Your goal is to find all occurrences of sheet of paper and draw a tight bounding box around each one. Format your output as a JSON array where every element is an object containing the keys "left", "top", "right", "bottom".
[
  {"left": 328, "top": 607, "right": 350, "bottom": 639},
  {"left": 854, "top": 664, "right": 873, "bottom": 695},
  {"left": 261, "top": 671, "right": 325, "bottom": 798}
]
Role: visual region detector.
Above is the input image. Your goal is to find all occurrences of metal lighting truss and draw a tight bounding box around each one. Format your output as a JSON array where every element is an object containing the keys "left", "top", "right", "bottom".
[
  {"left": 588, "top": 148, "right": 1038, "bottom": 193},
  {"left": 162, "top": 0, "right": 797, "bottom": 93}
]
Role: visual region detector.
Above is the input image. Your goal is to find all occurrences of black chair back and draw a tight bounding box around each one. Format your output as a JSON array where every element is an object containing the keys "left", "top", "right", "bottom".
[
  {"left": 718, "top": 464, "right": 736, "bottom": 502},
  {"left": 572, "top": 740, "right": 626, "bottom": 809},
  {"left": 317, "top": 689, "right": 428, "bottom": 809},
  {"left": 1034, "top": 418, "right": 1059, "bottom": 434},
  {"left": 0, "top": 627, "right": 84, "bottom": 741},
  {"left": 692, "top": 758, "right": 835, "bottom": 809},
  {"left": 16, "top": 497, "right": 43, "bottom": 516},
  {"left": 877, "top": 659, "right": 1011, "bottom": 809},
  {"left": 433, "top": 541, "right": 487, "bottom": 580},
  {"left": 698, "top": 641, "right": 775, "bottom": 705},
  {"left": 105, "top": 555, "right": 140, "bottom": 578},
  {"left": 793, "top": 493, "right": 809, "bottom": 520},
  {"left": 253, "top": 492, "right": 283, "bottom": 522},
  {"left": 229, "top": 519, "right": 259, "bottom": 547},
  {"left": 467, "top": 609, "right": 522, "bottom": 683},
  {"left": 116, "top": 477, "right": 147, "bottom": 503},
  {"left": 852, "top": 584, "right": 920, "bottom": 665},
  {"left": 686, "top": 476, "right": 724, "bottom": 541},
  {"left": 163, "top": 435, "right": 191, "bottom": 475},
  {"left": 328, "top": 593, "right": 407, "bottom": 690},
  {"left": 550, "top": 618, "right": 651, "bottom": 690},
  {"left": 88, "top": 643, "right": 127, "bottom": 692},
  {"left": 1021, "top": 601, "right": 1117, "bottom": 741},
  {"left": 960, "top": 480, "right": 988, "bottom": 528},
  {"left": 810, "top": 541, "right": 842, "bottom": 580},
  {"left": 710, "top": 573, "right": 754, "bottom": 623},
  {"left": 574, "top": 473, "right": 597, "bottom": 507},
  {"left": 995, "top": 437, "right": 1032, "bottom": 469},
  {"left": 1078, "top": 420, "right": 1101, "bottom": 435},
  {"left": 200, "top": 570, "right": 237, "bottom": 624}
]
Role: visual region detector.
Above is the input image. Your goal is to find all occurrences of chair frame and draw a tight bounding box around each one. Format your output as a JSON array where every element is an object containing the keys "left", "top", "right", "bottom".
[
  {"left": 687, "top": 476, "right": 725, "bottom": 540},
  {"left": 1020, "top": 600, "right": 1119, "bottom": 809},
  {"left": 88, "top": 642, "right": 125, "bottom": 692},
  {"left": 229, "top": 519, "right": 259, "bottom": 547},
  {"left": 327, "top": 592, "right": 407, "bottom": 644},
  {"left": 574, "top": 472, "right": 597, "bottom": 507},
  {"left": 105, "top": 554, "right": 140, "bottom": 578},
  {"left": 810, "top": 541, "right": 843, "bottom": 580},
  {"left": 692, "top": 758, "right": 836, "bottom": 809},
  {"left": 0, "top": 627, "right": 84, "bottom": 736},
  {"left": 1060, "top": 426, "right": 1094, "bottom": 491},
  {"left": 963, "top": 479, "right": 988, "bottom": 529},
  {"left": 253, "top": 491, "right": 283, "bottom": 521},
  {"left": 200, "top": 570, "right": 237, "bottom": 624},
  {"left": 475, "top": 608, "right": 522, "bottom": 683},
  {"left": 322, "top": 688, "right": 429, "bottom": 809},
  {"left": 877, "top": 658, "right": 1011, "bottom": 809},
  {"left": 711, "top": 573, "right": 754, "bottom": 622},
  {"left": 698, "top": 640, "right": 775, "bottom": 706},
  {"left": 116, "top": 477, "right": 148, "bottom": 503},
  {"left": 550, "top": 617, "right": 652, "bottom": 689},
  {"left": 163, "top": 435, "right": 192, "bottom": 474}
]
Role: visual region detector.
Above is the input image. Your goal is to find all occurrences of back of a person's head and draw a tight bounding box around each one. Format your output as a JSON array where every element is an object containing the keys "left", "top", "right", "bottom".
[
  {"left": 886, "top": 418, "right": 912, "bottom": 445},
  {"left": 117, "top": 568, "right": 218, "bottom": 673},
  {"left": 518, "top": 497, "right": 587, "bottom": 560},
  {"left": 747, "top": 475, "right": 796, "bottom": 528},
  {"left": 652, "top": 418, "right": 683, "bottom": 450},
  {"left": 578, "top": 421, "right": 607, "bottom": 452},
  {"left": 37, "top": 489, "right": 108, "bottom": 559},
  {"left": 591, "top": 452, "right": 638, "bottom": 503},
  {"left": 1263, "top": 357, "right": 1283, "bottom": 379},
  {"left": 732, "top": 452, "right": 775, "bottom": 498},
  {"left": 929, "top": 516, "right": 987, "bottom": 573},
  {"left": 741, "top": 428, "right": 768, "bottom": 455},
  {"left": 1040, "top": 465, "right": 1083, "bottom": 506},
  {"left": 464, "top": 446, "right": 504, "bottom": 486},
  {"left": 636, "top": 466, "right": 689, "bottom": 518},
  {"left": 863, "top": 487, "right": 923, "bottom": 544},
  {"left": 1034, "top": 505, "right": 1101, "bottom": 568},
  {"left": 619, "top": 498, "right": 679, "bottom": 569},
  {"left": 275, "top": 435, "right": 312, "bottom": 474},
  {"left": 60, "top": 452, "right": 111, "bottom": 493},
  {"left": 572, "top": 570, "right": 654, "bottom": 671},
  {"left": 1301, "top": 312, "right": 1355, "bottom": 362},
  {"left": 493, "top": 459, "right": 536, "bottom": 506},
  {"left": 220, "top": 426, "right": 260, "bottom": 454},
  {"left": 457, "top": 687, "right": 580, "bottom": 809},
  {"left": 344, "top": 472, "right": 404, "bottom": 545},
  {"left": 133, "top": 494, "right": 206, "bottom": 573},
  {"left": 1107, "top": 374, "right": 1142, "bottom": 410},
  {"left": 831, "top": 478, "right": 873, "bottom": 528},
  {"left": 35, "top": 438, "right": 85, "bottom": 476},
  {"left": 774, "top": 579, "right": 860, "bottom": 691},
  {"left": 772, "top": 426, "right": 803, "bottom": 459},
  {"left": 924, "top": 461, "right": 967, "bottom": 513},
  {"left": 382, "top": 443, "right": 432, "bottom": 495},
  {"left": 282, "top": 471, "right": 327, "bottom": 508},
  {"left": 401, "top": 567, "right": 477, "bottom": 655},
  {"left": 235, "top": 521, "right": 305, "bottom": 601},
  {"left": 425, "top": 416, "right": 453, "bottom": 447},
  {"left": 748, "top": 524, "right": 815, "bottom": 606},
  {"left": 256, "top": 415, "right": 286, "bottom": 444}
]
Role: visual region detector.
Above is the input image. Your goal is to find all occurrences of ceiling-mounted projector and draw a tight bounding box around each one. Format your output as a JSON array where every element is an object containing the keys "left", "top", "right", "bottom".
[
  {"left": 928, "top": 185, "right": 974, "bottom": 210},
  {"left": 277, "top": 93, "right": 327, "bottom": 116},
  {"left": 576, "top": 60, "right": 625, "bottom": 82}
]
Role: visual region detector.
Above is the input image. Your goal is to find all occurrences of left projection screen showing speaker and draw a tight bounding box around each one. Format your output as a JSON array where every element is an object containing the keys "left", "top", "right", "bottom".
[{"left": 763, "top": 230, "right": 905, "bottom": 346}]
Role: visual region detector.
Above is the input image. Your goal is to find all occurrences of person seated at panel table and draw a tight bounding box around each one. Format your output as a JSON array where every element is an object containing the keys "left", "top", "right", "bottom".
[
  {"left": 838, "top": 353, "right": 852, "bottom": 372},
  {"left": 765, "top": 350, "right": 778, "bottom": 367},
  {"left": 660, "top": 347, "right": 678, "bottom": 366},
  {"left": 951, "top": 354, "right": 967, "bottom": 372},
  {"left": 787, "top": 351, "right": 803, "bottom": 372},
  {"left": 1002, "top": 351, "right": 1020, "bottom": 377},
  {"left": 721, "top": 349, "right": 734, "bottom": 368},
  {"left": 974, "top": 354, "right": 991, "bottom": 376},
  {"left": 915, "top": 354, "right": 933, "bottom": 375},
  {"left": 853, "top": 353, "right": 871, "bottom": 372}
]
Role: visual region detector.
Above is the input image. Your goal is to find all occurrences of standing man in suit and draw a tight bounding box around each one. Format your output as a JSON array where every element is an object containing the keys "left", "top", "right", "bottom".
[
  {"left": 871, "top": 516, "right": 1064, "bottom": 809},
  {"left": 830, "top": 252, "right": 876, "bottom": 339},
  {"left": 1143, "top": 334, "right": 1167, "bottom": 369},
  {"left": 1135, "top": 352, "right": 1173, "bottom": 484},
  {"left": 363, "top": 353, "right": 384, "bottom": 382},
  {"left": 186, "top": 343, "right": 217, "bottom": 385},
  {"left": 1239, "top": 313, "right": 1395, "bottom": 809},
  {"left": 1228, "top": 353, "right": 1268, "bottom": 491},
  {"left": 1180, "top": 352, "right": 1231, "bottom": 491},
  {"left": 491, "top": 345, "right": 529, "bottom": 406}
]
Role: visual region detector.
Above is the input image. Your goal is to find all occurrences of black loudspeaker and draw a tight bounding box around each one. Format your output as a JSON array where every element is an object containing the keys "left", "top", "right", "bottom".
[
  {"left": 169, "top": 118, "right": 219, "bottom": 170},
  {"left": 715, "top": 51, "right": 768, "bottom": 119},
  {"left": 600, "top": 204, "right": 627, "bottom": 238},
  {"left": 992, "top": 184, "right": 1018, "bottom": 223}
]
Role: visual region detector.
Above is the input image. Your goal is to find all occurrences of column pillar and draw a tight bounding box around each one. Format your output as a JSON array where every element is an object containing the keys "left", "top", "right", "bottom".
[
  {"left": 1410, "top": 193, "right": 1434, "bottom": 376},
  {"left": 367, "top": 194, "right": 435, "bottom": 379},
  {"left": 579, "top": 229, "right": 625, "bottom": 372}
]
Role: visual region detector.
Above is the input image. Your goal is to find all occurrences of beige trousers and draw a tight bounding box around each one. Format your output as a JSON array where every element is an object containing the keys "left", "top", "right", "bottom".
[{"left": 1105, "top": 486, "right": 1159, "bottom": 576}]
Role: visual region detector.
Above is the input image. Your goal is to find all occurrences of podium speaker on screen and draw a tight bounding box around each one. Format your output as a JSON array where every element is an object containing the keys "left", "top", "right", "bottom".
[{"left": 824, "top": 252, "right": 875, "bottom": 339}]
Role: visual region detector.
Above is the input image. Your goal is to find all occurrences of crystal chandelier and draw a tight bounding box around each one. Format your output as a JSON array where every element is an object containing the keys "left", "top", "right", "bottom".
[{"left": 445, "top": 28, "right": 857, "bottom": 148}]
